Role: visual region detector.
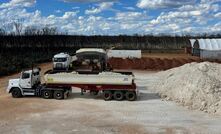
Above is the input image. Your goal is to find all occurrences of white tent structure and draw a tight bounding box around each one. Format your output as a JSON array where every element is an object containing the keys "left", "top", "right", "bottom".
[
  {"left": 190, "top": 39, "right": 221, "bottom": 59},
  {"left": 107, "top": 50, "right": 141, "bottom": 58}
]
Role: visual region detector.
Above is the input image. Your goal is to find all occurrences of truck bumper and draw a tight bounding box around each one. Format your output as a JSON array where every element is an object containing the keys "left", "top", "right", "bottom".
[{"left": 6, "top": 86, "right": 11, "bottom": 93}]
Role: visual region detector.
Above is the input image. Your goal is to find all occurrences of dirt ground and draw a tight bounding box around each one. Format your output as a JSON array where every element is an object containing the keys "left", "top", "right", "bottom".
[
  {"left": 1, "top": 63, "right": 221, "bottom": 134},
  {"left": 141, "top": 53, "right": 197, "bottom": 59}
]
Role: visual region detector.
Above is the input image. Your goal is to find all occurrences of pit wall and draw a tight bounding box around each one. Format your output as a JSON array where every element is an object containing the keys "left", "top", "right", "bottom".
[{"left": 108, "top": 57, "right": 201, "bottom": 70}]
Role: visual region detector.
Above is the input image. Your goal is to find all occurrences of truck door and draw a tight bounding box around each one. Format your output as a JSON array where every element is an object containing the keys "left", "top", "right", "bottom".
[{"left": 19, "top": 72, "right": 32, "bottom": 89}]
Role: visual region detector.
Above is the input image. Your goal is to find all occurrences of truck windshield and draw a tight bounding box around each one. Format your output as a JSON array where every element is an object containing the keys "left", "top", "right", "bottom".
[
  {"left": 54, "top": 58, "right": 67, "bottom": 62},
  {"left": 22, "top": 73, "right": 30, "bottom": 79}
]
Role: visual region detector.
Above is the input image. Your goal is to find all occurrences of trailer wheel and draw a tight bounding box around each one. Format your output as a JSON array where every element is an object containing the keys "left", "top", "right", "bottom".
[
  {"left": 11, "top": 88, "right": 22, "bottom": 98},
  {"left": 103, "top": 90, "right": 112, "bottom": 101},
  {"left": 113, "top": 91, "right": 124, "bottom": 101},
  {"left": 42, "top": 90, "right": 53, "bottom": 99},
  {"left": 54, "top": 90, "right": 64, "bottom": 100},
  {"left": 125, "top": 91, "right": 136, "bottom": 101},
  {"left": 91, "top": 91, "right": 99, "bottom": 96}
]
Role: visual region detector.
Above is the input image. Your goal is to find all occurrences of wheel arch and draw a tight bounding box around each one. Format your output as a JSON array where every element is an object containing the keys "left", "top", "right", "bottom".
[{"left": 9, "top": 87, "right": 22, "bottom": 93}]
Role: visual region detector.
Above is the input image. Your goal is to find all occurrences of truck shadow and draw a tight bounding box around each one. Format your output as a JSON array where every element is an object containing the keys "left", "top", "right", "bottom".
[
  {"left": 67, "top": 92, "right": 104, "bottom": 100},
  {"left": 136, "top": 86, "right": 160, "bottom": 101},
  {"left": 66, "top": 87, "right": 160, "bottom": 101},
  {"left": 19, "top": 86, "right": 160, "bottom": 101},
  {"left": 21, "top": 92, "right": 160, "bottom": 101},
  {"left": 137, "top": 92, "right": 160, "bottom": 101}
]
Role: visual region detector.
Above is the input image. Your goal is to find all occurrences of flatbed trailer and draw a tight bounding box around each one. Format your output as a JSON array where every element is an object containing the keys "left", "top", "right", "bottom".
[{"left": 7, "top": 69, "right": 138, "bottom": 101}]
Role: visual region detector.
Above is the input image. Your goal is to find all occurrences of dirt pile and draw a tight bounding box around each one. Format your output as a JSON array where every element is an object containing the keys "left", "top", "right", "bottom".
[
  {"left": 108, "top": 57, "right": 200, "bottom": 70},
  {"left": 154, "top": 62, "right": 221, "bottom": 114}
]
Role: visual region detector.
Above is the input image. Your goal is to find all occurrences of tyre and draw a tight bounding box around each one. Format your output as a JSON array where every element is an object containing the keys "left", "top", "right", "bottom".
[
  {"left": 125, "top": 91, "right": 136, "bottom": 101},
  {"left": 54, "top": 90, "right": 64, "bottom": 100},
  {"left": 42, "top": 90, "right": 53, "bottom": 99},
  {"left": 113, "top": 91, "right": 124, "bottom": 101},
  {"left": 11, "top": 88, "right": 22, "bottom": 98},
  {"left": 91, "top": 91, "right": 99, "bottom": 96},
  {"left": 103, "top": 90, "right": 113, "bottom": 101}
]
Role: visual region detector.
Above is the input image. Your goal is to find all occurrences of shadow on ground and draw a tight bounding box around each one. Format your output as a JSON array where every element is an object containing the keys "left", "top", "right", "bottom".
[{"left": 67, "top": 88, "right": 160, "bottom": 101}]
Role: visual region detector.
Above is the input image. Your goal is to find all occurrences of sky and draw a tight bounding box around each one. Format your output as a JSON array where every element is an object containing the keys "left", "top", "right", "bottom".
[{"left": 0, "top": 0, "right": 220, "bottom": 35}]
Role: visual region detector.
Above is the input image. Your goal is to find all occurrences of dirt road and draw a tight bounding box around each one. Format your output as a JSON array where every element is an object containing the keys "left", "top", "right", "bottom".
[{"left": 0, "top": 64, "right": 221, "bottom": 134}]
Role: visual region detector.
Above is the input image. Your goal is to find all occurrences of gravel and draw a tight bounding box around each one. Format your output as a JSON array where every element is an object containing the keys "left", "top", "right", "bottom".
[{"left": 154, "top": 62, "right": 221, "bottom": 114}]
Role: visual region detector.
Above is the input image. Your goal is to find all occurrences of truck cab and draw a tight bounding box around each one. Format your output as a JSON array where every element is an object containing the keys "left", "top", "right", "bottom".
[
  {"left": 53, "top": 53, "right": 72, "bottom": 71},
  {"left": 7, "top": 68, "right": 41, "bottom": 97}
]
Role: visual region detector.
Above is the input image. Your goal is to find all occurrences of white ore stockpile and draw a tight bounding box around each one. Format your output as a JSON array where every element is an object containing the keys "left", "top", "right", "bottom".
[{"left": 154, "top": 62, "right": 221, "bottom": 114}]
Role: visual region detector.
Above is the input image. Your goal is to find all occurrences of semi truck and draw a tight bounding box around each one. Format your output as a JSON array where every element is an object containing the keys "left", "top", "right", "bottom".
[
  {"left": 53, "top": 53, "right": 72, "bottom": 71},
  {"left": 7, "top": 68, "right": 138, "bottom": 101}
]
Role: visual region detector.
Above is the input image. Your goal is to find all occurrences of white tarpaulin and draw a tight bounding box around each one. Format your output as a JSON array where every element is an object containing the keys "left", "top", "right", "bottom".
[
  {"left": 190, "top": 39, "right": 196, "bottom": 47},
  {"left": 190, "top": 38, "right": 221, "bottom": 59},
  {"left": 197, "top": 39, "right": 221, "bottom": 50},
  {"left": 107, "top": 50, "right": 141, "bottom": 58}
]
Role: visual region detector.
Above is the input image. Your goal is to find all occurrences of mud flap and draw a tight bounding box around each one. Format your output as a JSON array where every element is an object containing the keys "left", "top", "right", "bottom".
[
  {"left": 64, "top": 90, "right": 70, "bottom": 99},
  {"left": 64, "top": 91, "right": 68, "bottom": 99},
  {"left": 136, "top": 88, "right": 140, "bottom": 98}
]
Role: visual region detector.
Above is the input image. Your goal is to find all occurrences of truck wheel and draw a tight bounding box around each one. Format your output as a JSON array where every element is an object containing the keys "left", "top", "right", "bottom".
[
  {"left": 54, "top": 90, "right": 64, "bottom": 100},
  {"left": 91, "top": 91, "right": 99, "bottom": 96},
  {"left": 113, "top": 91, "right": 124, "bottom": 101},
  {"left": 42, "top": 90, "right": 53, "bottom": 99},
  {"left": 125, "top": 91, "right": 136, "bottom": 101},
  {"left": 12, "top": 88, "right": 22, "bottom": 98},
  {"left": 103, "top": 90, "right": 112, "bottom": 101}
]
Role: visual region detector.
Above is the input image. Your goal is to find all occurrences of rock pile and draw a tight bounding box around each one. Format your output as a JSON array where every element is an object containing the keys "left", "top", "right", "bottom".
[{"left": 154, "top": 62, "right": 221, "bottom": 114}]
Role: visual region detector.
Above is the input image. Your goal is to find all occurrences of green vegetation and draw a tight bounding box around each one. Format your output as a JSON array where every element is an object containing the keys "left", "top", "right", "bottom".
[{"left": 0, "top": 33, "right": 220, "bottom": 76}]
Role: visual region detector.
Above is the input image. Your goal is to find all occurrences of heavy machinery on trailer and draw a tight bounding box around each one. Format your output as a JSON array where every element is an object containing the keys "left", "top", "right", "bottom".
[
  {"left": 75, "top": 48, "right": 108, "bottom": 72},
  {"left": 7, "top": 68, "right": 138, "bottom": 101}
]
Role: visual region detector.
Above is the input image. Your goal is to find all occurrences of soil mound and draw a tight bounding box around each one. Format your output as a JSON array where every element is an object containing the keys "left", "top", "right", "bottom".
[
  {"left": 154, "top": 62, "right": 221, "bottom": 114},
  {"left": 108, "top": 57, "right": 200, "bottom": 70}
]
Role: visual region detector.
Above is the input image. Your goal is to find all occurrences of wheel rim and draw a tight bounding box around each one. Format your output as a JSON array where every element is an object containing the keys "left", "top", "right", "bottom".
[
  {"left": 45, "top": 92, "right": 49, "bottom": 97},
  {"left": 57, "top": 93, "right": 61, "bottom": 97},
  {"left": 127, "top": 92, "right": 136, "bottom": 100},
  {"left": 116, "top": 93, "right": 122, "bottom": 99},
  {"left": 14, "top": 91, "right": 18, "bottom": 95},
  {"left": 45, "top": 92, "right": 49, "bottom": 96},
  {"left": 128, "top": 93, "right": 133, "bottom": 98}
]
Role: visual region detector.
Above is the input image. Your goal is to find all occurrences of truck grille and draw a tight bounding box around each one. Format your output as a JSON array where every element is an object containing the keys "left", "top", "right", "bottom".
[{"left": 56, "top": 63, "right": 63, "bottom": 69}]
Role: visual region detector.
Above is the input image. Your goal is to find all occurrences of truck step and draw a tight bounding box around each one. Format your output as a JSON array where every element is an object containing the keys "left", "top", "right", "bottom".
[
  {"left": 23, "top": 92, "right": 35, "bottom": 96},
  {"left": 23, "top": 89, "right": 35, "bottom": 96}
]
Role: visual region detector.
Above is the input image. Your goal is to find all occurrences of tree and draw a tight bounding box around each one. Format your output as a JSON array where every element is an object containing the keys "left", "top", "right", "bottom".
[
  {"left": 12, "top": 19, "right": 24, "bottom": 35},
  {"left": 24, "top": 26, "right": 40, "bottom": 35},
  {"left": 0, "top": 28, "right": 6, "bottom": 35},
  {"left": 41, "top": 26, "right": 58, "bottom": 35}
]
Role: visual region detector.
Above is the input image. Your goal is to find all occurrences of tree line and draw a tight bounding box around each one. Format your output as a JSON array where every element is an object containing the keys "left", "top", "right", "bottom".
[{"left": 0, "top": 23, "right": 220, "bottom": 76}]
